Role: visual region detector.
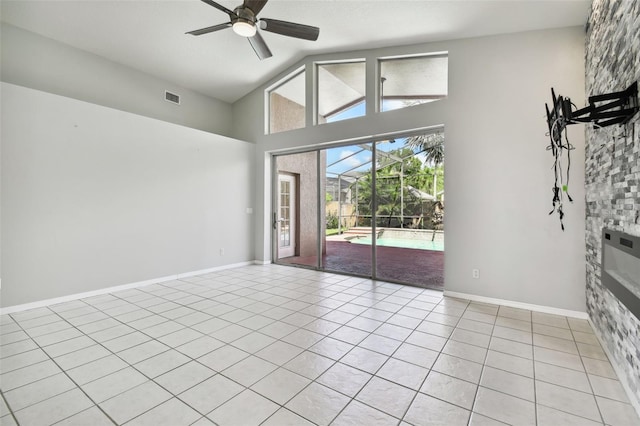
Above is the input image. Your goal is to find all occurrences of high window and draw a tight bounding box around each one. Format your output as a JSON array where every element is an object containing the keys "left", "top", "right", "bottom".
[
  {"left": 317, "top": 60, "right": 366, "bottom": 124},
  {"left": 266, "top": 52, "right": 448, "bottom": 133},
  {"left": 267, "top": 67, "right": 305, "bottom": 134},
  {"left": 379, "top": 53, "right": 448, "bottom": 112}
]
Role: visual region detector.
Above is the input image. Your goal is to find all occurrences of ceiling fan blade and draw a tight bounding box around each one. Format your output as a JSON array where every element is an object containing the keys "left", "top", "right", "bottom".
[
  {"left": 186, "top": 22, "right": 232, "bottom": 36},
  {"left": 260, "top": 18, "right": 319, "bottom": 41},
  {"left": 200, "top": 0, "right": 237, "bottom": 17},
  {"left": 243, "top": 0, "right": 269, "bottom": 15},
  {"left": 248, "top": 31, "right": 273, "bottom": 60}
]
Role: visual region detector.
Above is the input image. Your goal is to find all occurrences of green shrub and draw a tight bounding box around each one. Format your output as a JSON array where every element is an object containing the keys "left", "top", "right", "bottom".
[{"left": 326, "top": 211, "right": 339, "bottom": 229}]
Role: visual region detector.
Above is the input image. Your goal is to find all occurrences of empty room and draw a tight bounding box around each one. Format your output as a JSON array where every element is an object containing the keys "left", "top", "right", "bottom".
[{"left": 1, "top": 0, "right": 639, "bottom": 425}]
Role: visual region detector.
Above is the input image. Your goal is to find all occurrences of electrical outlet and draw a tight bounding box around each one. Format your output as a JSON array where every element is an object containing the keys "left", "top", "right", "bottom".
[
  {"left": 472, "top": 269, "right": 480, "bottom": 279},
  {"left": 220, "top": 248, "right": 225, "bottom": 256}
]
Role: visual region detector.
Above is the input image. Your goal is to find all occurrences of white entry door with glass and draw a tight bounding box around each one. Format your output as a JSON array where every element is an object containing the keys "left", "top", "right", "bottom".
[{"left": 277, "top": 174, "right": 296, "bottom": 259}]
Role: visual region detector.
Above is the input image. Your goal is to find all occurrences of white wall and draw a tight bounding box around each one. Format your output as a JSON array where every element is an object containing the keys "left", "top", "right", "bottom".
[
  {"left": 1, "top": 23, "right": 234, "bottom": 138},
  {"left": 445, "top": 28, "right": 586, "bottom": 310},
  {"left": 1, "top": 83, "right": 255, "bottom": 307},
  {"left": 233, "top": 27, "right": 587, "bottom": 312}
]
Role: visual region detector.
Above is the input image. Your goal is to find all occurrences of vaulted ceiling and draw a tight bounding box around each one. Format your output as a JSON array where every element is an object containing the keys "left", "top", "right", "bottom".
[{"left": 0, "top": 0, "right": 591, "bottom": 104}]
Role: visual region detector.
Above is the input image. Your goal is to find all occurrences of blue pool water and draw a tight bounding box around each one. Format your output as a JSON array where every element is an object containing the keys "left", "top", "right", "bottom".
[{"left": 350, "top": 236, "right": 444, "bottom": 251}]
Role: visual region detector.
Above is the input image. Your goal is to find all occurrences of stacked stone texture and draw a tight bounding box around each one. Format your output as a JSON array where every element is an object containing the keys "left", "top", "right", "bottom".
[{"left": 585, "top": 0, "right": 640, "bottom": 405}]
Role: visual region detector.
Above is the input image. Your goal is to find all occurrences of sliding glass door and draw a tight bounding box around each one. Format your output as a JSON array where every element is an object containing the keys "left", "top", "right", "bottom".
[{"left": 273, "top": 130, "right": 444, "bottom": 289}]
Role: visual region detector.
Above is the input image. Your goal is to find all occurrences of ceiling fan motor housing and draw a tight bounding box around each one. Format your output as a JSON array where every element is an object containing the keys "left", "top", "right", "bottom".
[
  {"left": 233, "top": 6, "right": 257, "bottom": 27},
  {"left": 231, "top": 6, "right": 257, "bottom": 37}
]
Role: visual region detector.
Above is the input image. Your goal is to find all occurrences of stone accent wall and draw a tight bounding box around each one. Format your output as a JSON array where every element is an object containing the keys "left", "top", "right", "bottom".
[{"left": 585, "top": 0, "right": 640, "bottom": 408}]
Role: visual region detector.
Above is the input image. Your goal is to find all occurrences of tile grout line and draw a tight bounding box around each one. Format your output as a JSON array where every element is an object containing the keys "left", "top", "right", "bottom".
[
  {"left": 258, "top": 278, "right": 437, "bottom": 424},
  {"left": 375, "top": 297, "right": 472, "bottom": 424},
  {"left": 80, "top": 281, "right": 313, "bottom": 423},
  {"left": 466, "top": 302, "right": 495, "bottom": 426},
  {"left": 8, "top": 291, "right": 228, "bottom": 425},
  {"left": 3, "top": 265, "right": 633, "bottom": 425},
  {"left": 246, "top": 274, "right": 429, "bottom": 425},
  {"left": 575, "top": 326, "right": 607, "bottom": 425},
  {"left": 0, "top": 389, "right": 21, "bottom": 426},
  {"left": 6, "top": 309, "right": 120, "bottom": 426},
  {"left": 103, "top": 282, "right": 492, "bottom": 423},
  {"left": 0, "top": 296, "right": 604, "bottom": 425},
  {"left": 65, "top": 272, "right": 304, "bottom": 424},
  {"left": 277, "top": 279, "right": 430, "bottom": 425},
  {"left": 83, "top": 269, "right": 414, "bottom": 424},
  {"left": 314, "top": 289, "right": 441, "bottom": 425},
  {"left": 531, "top": 311, "right": 608, "bottom": 425}
]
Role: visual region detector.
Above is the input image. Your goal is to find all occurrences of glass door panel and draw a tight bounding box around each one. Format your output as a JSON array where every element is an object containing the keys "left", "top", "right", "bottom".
[
  {"left": 374, "top": 135, "right": 445, "bottom": 287},
  {"left": 323, "top": 143, "right": 373, "bottom": 277}
]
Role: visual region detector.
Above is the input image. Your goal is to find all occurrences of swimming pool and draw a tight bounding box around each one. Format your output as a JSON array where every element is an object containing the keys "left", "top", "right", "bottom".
[{"left": 350, "top": 236, "right": 444, "bottom": 251}]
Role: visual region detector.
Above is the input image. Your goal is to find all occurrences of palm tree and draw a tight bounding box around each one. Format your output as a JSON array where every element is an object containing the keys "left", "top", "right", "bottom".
[
  {"left": 405, "top": 132, "right": 444, "bottom": 166},
  {"left": 406, "top": 132, "right": 444, "bottom": 238},
  {"left": 406, "top": 132, "right": 444, "bottom": 197}
]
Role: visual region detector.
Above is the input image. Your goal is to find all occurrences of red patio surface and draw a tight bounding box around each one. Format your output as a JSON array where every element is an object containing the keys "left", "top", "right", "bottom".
[{"left": 278, "top": 240, "right": 444, "bottom": 290}]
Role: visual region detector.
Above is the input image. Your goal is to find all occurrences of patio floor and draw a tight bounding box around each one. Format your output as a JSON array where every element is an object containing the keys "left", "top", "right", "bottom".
[{"left": 278, "top": 240, "right": 444, "bottom": 290}]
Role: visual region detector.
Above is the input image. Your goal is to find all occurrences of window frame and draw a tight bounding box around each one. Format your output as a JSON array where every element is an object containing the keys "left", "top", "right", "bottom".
[
  {"left": 377, "top": 52, "right": 448, "bottom": 113},
  {"left": 314, "top": 59, "right": 367, "bottom": 126},
  {"left": 265, "top": 65, "right": 306, "bottom": 135}
]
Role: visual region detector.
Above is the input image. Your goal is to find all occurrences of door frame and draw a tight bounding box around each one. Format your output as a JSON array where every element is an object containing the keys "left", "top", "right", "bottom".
[{"left": 268, "top": 126, "right": 444, "bottom": 284}]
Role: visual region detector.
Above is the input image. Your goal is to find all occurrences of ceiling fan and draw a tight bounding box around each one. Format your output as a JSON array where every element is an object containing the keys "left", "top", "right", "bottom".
[{"left": 186, "top": 0, "right": 320, "bottom": 60}]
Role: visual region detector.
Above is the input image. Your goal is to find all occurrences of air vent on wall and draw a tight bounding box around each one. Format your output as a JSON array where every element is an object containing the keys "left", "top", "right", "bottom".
[{"left": 165, "top": 91, "right": 180, "bottom": 105}]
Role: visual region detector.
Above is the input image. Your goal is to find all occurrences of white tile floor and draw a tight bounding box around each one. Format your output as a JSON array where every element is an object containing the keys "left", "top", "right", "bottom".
[{"left": 1, "top": 264, "right": 639, "bottom": 426}]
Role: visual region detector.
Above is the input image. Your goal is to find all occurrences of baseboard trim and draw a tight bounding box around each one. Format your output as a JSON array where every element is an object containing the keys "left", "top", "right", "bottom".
[
  {"left": 175, "top": 261, "right": 254, "bottom": 279},
  {"left": 0, "top": 261, "right": 256, "bottom": 315},
  {"left": 588, "top": 318, "right": 640, "bottom": 418},
  {"left": 253, "top": 260, "right": 272, "bottom": 265},
  {"left": 443, "top": 291, "right": 588, "bottom": 319}
]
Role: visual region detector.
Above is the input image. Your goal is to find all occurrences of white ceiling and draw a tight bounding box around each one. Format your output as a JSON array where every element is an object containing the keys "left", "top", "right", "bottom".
[{"left": 0, "top": 0, "right": 591, "bottom": 104}]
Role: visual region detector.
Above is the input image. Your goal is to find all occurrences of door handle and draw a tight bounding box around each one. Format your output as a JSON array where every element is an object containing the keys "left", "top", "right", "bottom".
[
  {"left": 273, "top": 214, "right": 285, "bottom": 229},
  {"left": 273, "top": 213, "right": 285, "bottom": 229}
]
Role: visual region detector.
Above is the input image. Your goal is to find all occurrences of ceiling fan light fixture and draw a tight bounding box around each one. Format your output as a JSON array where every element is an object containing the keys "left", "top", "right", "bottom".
[
  {"left": 232, "top": 20, "right": 256, "bottom": 37},
  {"left": 187, "top": 0, "right": 320, "bottom": 60}
]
